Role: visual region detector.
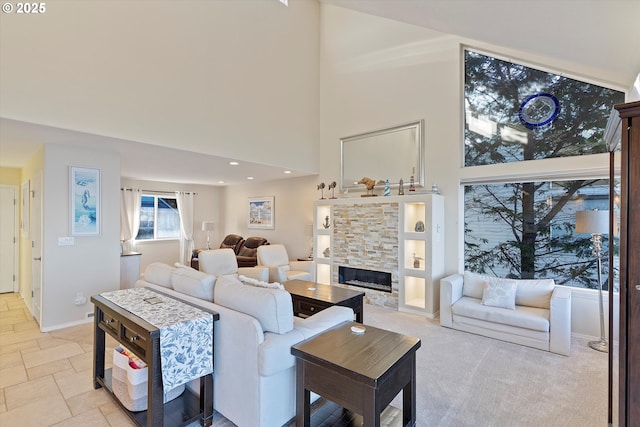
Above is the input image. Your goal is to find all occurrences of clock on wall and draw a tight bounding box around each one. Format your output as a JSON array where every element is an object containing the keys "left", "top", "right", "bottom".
[{"left": 518, "top": 93, "right": 560, "bottom": 129}]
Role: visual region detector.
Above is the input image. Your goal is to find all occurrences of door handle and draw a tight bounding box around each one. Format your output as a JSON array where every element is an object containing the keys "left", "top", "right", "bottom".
[
  {"left": 33, "top": 257, "right": 41, "bottom": 261},
  {"left": 636, "top": 285, "right": 640, "bottom": 291}
]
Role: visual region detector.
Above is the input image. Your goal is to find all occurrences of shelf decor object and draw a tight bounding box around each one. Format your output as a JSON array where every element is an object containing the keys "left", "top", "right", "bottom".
[
  {"left": 575, "top": 209, "right": 610, "bottom": 352},
  {"left": 201, "top": 221, "right": 215, "bottom": 250}
]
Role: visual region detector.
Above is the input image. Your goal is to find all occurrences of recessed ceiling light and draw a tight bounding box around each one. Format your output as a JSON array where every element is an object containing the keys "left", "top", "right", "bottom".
[
  {"left": 284, "top": 170, "right": 292, "bottom": 174},
  {"left": 247, "top": 176, "right": 254, "bottom": 180},
  {"left": 229, "top": 161, "right": 239, "bottom": 166},
  {"left": 218, "top": 181, "right": 225, "bottom": 184}
]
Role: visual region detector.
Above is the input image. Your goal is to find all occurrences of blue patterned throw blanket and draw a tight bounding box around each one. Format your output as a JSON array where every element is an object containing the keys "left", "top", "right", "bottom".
[{"left": 101, "top": 287, "right": 213, "bottom": 389}]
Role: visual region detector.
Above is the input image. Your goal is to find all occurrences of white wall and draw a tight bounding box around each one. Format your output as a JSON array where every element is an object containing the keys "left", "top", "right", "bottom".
[
  {"left": 318, "top": 4, "right": 626, "bottom": 338},
  {"left": 0, "top": 0, "right": 321, "bottom": 174},
  {"left": 222, "top": 175, "right": 318, "bottom": 261},
  {"left": 120, "top": 178, "right": 224, "bottom": 273},
  {"left": 40, "top": 144, "right": 120, "bottom": 331}
]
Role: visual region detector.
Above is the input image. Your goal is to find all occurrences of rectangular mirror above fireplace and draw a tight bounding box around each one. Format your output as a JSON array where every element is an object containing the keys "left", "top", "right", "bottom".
[{"left": 340, "top": 119, "right": 424, "bottom": 191}]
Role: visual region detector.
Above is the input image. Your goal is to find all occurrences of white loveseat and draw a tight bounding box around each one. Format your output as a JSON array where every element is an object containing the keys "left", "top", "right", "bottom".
[
  {"left": 440, "top": 271, "right": 571, "bottom": 356},
  {"left": 134, "top": 258, "right": 353, "bottom": 427}
]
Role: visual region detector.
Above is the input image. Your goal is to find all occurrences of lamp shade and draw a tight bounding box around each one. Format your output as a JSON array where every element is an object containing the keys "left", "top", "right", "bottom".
[
  {"left": 201, "top": 221, "right": 215, "bottom": 232},
  {"left": 575, "top": 210, "right": 609, "bottom": 235}
]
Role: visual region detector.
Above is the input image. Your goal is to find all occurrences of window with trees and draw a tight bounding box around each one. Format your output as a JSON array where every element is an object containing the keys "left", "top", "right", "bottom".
[
  {"left": 463, "top": 49, "right": 623, "bottom": 289},
  {"left": 464, "top": 50, "right": 624, "bottom": 166},
  {"left": 136, "top": 195, "right": 181, "bottom": 241}
]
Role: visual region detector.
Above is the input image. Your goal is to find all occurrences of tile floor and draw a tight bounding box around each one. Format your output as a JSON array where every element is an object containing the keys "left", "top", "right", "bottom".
[{"left": 0, "top": 292, "right": 136, "bottom": 427}]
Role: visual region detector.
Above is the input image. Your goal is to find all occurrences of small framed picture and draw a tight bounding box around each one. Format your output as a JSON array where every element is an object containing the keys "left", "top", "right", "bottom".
[
  {"left": 70, "top": 166, "right": 100, "bottom": 236},
  {"left": 248, "top": 196, "right": 274, "bottom": 230}
]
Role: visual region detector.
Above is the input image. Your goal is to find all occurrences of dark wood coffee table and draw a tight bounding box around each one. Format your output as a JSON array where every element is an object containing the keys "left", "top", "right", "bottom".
[
  {"left": 291, "top": 321, "right": 421, "bottom": 427},
  {"left": 284, "top": 280, "right": 365, "bottom": 323}
]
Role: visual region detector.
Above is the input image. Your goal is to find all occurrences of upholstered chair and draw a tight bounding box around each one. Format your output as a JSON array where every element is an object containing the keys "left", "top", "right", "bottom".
[
  {"left": 219, "top": 234, "right": 245, "bottom": 253},
  {"left": 236, "top": 237, "right": 269, "bottom": 267},
  {"left": 256, "top": 244, "right": 315, "bottom": 283},
  {"left": 199, "top": 248, "right": 268, "bottom": 282}
]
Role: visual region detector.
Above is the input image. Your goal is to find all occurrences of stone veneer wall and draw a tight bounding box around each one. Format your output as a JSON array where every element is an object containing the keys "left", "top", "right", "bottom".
[{"left": 332, "top": 202, "right": 399, "bottom": 308}]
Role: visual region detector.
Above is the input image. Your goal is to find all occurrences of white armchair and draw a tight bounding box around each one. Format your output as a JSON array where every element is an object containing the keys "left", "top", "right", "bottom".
[
  {"left": 256, "top": 244, "right": 315, "bottom": 283},
  {"left": 198, "top": 248, "right": 269, "bottom": 282}
]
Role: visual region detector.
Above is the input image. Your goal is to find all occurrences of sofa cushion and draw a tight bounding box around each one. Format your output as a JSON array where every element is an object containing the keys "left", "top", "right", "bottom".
[
  {"left": 214, "top": 276, "right": 293, "bottom": 334},
  {"left": 463, "top": 271, "right": 492, "bottom": 299},
  {"left": 514, "top": 279, "right": 555, "bottom": 309},
  {"left": 171, "top": 267, "right": 216, "bottom": 301},
  {"left": 464, "top": 271, "right": 555, "bottom": 309},
  {"left": 453, "top": 296, "right": 550, "bottom": 332},
  {"left": 143, "top": 262, "right": 175, "bottom": 288},
  {"left": 481, "top": 280, "right": 517, "bottom": 310}
]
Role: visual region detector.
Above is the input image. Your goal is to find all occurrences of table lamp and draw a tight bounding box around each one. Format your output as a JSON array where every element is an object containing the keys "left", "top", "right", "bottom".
[{"left": 201, "top": 221, "right": 215, "bottom": 250}]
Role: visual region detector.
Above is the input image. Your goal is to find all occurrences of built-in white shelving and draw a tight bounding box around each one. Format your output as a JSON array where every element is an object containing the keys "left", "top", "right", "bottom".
[{"left": 313, "top": 194, "right": 444, "bottom": 317}]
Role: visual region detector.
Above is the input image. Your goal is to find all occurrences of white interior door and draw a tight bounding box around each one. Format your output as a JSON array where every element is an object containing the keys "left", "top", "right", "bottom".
[
  {"left": 0, "top": 185, "right": 17, "bottom": 293},
  {"left": 31, "top": 174, "right": 42, "bottom": 325}
]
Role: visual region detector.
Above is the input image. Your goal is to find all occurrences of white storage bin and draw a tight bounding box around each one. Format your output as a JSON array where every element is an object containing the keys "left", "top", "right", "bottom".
[{"left": 112, "top": 347, "right": 184, "bottom": 412}]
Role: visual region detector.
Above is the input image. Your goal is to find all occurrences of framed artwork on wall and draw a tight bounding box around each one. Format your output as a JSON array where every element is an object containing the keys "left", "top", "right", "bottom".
[
  {"left": 21, "top": 180, "right": 29, "bottom": 238},
  {"left": 70, "top": 166, "right": 100, "bottom": 236},
  {"left": 248, "top": 196, "right": 274, "bottom": 229}
]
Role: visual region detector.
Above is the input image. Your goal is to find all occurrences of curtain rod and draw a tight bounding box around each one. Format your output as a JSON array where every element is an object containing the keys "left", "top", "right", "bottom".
[{"left": 121, "top": 188, "right": 198, "bottom": 195}]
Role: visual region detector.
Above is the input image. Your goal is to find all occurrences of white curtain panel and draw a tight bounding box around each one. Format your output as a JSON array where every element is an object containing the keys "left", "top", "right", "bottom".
[
  {"left": 120, "top": 188, "right": 141, "bottom": 253},
  {"left": 176, "top": 191, "right": 194, "bottom": 266}
]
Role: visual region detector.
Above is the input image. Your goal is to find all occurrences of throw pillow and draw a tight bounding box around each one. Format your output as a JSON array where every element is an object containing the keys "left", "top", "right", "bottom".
[
  {"left": 238, "top": 275, "right": 284, "bottom": 290},
  {"left": 481, "top": 280, "right": 517, "bottom": 310}
]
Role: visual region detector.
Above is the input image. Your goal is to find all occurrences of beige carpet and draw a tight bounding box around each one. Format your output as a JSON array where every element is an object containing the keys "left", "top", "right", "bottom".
[{"left": 210, "top": 304, "right": 611, "bottom": 427}]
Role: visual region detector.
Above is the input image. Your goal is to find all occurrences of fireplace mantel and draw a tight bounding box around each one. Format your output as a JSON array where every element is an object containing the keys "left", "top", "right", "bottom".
[{"left": 313, "top": 194, "right": 444, "bottom": 318}]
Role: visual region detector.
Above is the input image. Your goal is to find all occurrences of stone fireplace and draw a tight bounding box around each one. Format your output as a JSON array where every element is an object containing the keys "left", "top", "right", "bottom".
[
  {"left": 314, "top": 194, "right": 444, "bottom": 317},
  {"left": 331, "top": 202, "right": 399, "bottom": 308}
]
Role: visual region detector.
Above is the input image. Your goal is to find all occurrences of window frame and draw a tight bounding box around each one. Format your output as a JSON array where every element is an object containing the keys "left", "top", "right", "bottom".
[{"left": 135, "top": 193, "right": 181, "bottom": 242}]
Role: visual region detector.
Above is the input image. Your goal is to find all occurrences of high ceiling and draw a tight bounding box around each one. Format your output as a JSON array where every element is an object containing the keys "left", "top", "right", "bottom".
[
  {"left": 2, "top": 0, "right": 638, "bottom": 186},
  {"left": 320, "top": 0, "right": 640, "bottom": 85}
]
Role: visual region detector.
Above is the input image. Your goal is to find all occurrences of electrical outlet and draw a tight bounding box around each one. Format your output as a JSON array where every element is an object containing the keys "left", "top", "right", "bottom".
[
  {"left": 58, "top": 236, "right": 75, "bottom": 246},
  {"left": 74, "top": 292, "right": 87, "bottom": 305}
]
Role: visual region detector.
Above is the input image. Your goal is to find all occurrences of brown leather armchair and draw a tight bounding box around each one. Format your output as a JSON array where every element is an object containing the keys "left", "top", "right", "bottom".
[
  {"left": 219, "top": 234, "right": 245, "bottom": 253},
  {"left": 236, "top": 237, "right": 269, "bottom": 267}
]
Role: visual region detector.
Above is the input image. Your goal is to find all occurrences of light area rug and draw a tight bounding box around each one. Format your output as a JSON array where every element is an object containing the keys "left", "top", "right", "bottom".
[{"left": 202, "top": 303, "right": 612, "bottom": 427}]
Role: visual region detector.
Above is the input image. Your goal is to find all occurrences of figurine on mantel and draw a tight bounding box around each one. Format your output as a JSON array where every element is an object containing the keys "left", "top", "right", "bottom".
[
  {"left": 317, "top": 182, "right": 326, "bottom": 199},
  {"left": 383, "top": 179, "right": 391, "bottom": 196},
  {"left": 398, "top": 178, "right": 405, "bottom": 195},
  {"left": 328, "top": 181, "right": 338, "bottom": 199},
  {"left": 357, "top": 177, "right": 384, "bottom": 197}
]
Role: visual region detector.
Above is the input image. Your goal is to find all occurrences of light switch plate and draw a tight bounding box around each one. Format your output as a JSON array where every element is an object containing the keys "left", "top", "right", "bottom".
[{"left": 58, "top": 236, "right": 75, "bottom": 246}]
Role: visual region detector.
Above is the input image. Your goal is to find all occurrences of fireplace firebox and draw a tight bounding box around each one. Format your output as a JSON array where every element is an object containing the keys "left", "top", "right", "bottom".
[{"left": 338, "top": 266, "right": 392, "bottom": 293}]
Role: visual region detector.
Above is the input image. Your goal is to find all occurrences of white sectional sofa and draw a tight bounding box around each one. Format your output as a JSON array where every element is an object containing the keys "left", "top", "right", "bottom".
[
  {"left": 440, "top": 271, "right": 571, "bottom": 356},
  {"left": 134, "top": 255, "right": 353, "bottom": 427}
]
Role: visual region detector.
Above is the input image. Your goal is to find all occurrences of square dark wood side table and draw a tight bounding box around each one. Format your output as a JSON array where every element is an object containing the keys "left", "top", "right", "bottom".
[
  {"left": 284, "top": 280, "right": 365, "bottom": 323},
  {"left": 291, "top": 321, "right": 421, "bottom": 427}
]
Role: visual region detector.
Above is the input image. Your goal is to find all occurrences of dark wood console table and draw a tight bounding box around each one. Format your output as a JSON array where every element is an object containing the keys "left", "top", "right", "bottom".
[
  {"left": 292, "top": 321, "right": 421, "bottom": 426},
  {"left": 92, "top": 289, "right": 219, "bottom": 427},
  {"left": 284, "top": 280, "right": 365, "bottom": 323}
]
